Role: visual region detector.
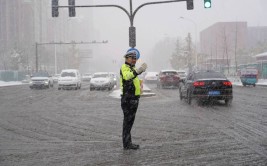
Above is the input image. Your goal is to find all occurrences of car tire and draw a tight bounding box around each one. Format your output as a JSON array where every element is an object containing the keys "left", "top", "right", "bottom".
[
  {"left": 225, "top": 99, "right": 232, "bottom": 106},
  {"left": 58, "top": 88, "right": 61, "bottom": 90},
  {"left": 187, "top": 90, "right": 192, "bottom": 105}
]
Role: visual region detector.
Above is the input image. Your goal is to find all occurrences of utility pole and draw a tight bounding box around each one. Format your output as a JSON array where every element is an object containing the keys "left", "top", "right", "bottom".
[{"left": 53, "top": 0, "right": 194, "bottom": 48}]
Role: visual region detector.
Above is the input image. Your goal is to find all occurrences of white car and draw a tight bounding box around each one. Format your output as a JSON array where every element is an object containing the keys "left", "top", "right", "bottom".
[
  {"left": 144, "top": 72, "right": 158, "bottom": 84},
  {"left": 90, "top": 72, "right": 113, "bottom": 91},
  {"left": 58, "top": 69, "right": 82, "bottom": 90},
  {"left": 82, "top": 73, "right": 93, "bottom": 82},
  {"left": 176, "top": 70, "right": 187, "bottom": 80},
  {"left": 29, "top": 71, "right": 54, "bottom": 89},
  {"left": 52, "top": 74, "right": 60, "bottom": 83}
]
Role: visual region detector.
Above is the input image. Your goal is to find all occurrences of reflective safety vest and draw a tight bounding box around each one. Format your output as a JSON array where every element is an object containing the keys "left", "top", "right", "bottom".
[{"left": 120, "top": 63, "right": 141, "bottom": 97}]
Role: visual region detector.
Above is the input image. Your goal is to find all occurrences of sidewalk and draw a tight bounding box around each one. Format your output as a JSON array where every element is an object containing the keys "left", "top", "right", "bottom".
[{"left": 227, "top": 77, "right": 267, "bottom": 87}]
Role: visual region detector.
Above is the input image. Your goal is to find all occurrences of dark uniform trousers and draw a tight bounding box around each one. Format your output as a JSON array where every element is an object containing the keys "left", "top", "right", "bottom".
[{"left": 121, "top": 95, "right": 139, "bottom": 148}]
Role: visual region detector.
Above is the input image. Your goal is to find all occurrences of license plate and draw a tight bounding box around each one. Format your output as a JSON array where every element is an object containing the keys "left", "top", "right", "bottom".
[{"left": 208, "top": 91, "right": 220, "bottom": 95}]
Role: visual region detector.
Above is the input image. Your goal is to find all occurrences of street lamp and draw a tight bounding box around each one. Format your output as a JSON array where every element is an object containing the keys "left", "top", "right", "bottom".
[{"left": 179, "top": 16, "right": 198, "bottom": 67}]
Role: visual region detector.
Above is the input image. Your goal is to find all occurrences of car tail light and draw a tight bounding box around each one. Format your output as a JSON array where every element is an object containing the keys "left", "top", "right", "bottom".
[
  {"left": 223, "top": 81, "right": 232, "bottom": 86},
  {"left": 193, "top": 81, "right": 205, "bottom": 87}
]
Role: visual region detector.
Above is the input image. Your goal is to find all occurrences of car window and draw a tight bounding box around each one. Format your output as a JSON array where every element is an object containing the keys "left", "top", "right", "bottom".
[
  {"left": 61, "top": 72, "right": 76, "bottom": 77},
  {"left": 32, "top": 72, "right": 49, "bottom": 77},
  {"left": 162, "top": 71, "right": 177, "bottom": 75},
  {"left": 93, "top": 74, "right": 109, "bottom": 78},
  {"left": 195, "top": 72, "right": 226, "bottom": 79}
]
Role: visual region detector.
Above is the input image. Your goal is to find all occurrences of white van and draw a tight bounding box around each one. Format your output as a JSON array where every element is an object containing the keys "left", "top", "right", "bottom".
[{"left": 58, "top": 69, "right": 82, "bottom": 90}]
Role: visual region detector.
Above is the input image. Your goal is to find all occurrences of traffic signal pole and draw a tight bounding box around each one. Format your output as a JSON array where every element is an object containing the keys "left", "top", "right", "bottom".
[{"left": 55, "top": 0, "right": 193, "bottom": 48}]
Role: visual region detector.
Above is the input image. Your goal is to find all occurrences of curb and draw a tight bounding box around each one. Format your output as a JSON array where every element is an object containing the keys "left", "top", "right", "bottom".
[{"left": 141, "top": 92, "right": 156, "bottom": 97}]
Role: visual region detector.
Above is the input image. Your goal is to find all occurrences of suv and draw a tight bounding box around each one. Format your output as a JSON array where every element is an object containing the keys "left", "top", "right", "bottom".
[
  {"left": 157, "top": 70, "right": 180, "bottom": 88},
  {"left": 58, "top": 69, "right": 82, "bottom": 90},
  {"left": 29, "top": 71, "right": 54, "bottom": 89}
]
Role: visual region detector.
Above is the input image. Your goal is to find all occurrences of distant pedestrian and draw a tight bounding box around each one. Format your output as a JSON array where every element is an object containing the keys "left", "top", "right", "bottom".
[{"left": 120, "top": 50, "right": 147, "bottom": 150}]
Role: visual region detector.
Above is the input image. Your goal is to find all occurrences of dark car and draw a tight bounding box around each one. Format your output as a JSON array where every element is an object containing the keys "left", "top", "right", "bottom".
[
  {"left": 157, "top": 70, "right": 180, "bottom": 88},
  {"left": 179, "top": 70, "right": 233, "bottom": 105}
]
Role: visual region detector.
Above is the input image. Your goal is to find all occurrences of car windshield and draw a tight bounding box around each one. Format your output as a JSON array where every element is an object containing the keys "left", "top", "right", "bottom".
[
  {"left": 195, "top": 72, "right": 226, "bottom": 79},
  {"left": 32, "top": 72, "right": 49, "bottom": 77},
  {"left": 162, "top": 72, "right": 177, "bottom": 75},
  {"left": 61, "top": 72, "right": 76, "bottom": 77},
  {"left": 93, "top": 74, "right": 109, "bottom": 78}
]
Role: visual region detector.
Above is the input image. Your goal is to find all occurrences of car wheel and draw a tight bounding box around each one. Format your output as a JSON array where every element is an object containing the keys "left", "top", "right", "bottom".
[
  {"left": 58, "top": 88, "right": 61, "bottom": 90},
  {"left": 187, "top": 90, "right": 192, "bottom": 105},
  {"left": 225, "top": 99, "right": 232, "bottom": 106},
  {"left": 179, "top": 88, "right": 183, "bottom": 100}
]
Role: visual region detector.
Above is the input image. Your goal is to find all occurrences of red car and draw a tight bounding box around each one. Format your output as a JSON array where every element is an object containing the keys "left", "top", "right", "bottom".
[{"left": 157, "top": 70, "right": 180, "bottom": 88}]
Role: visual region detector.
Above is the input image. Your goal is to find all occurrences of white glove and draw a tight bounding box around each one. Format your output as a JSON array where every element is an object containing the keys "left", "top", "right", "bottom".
[{"left": 136, "top": 63, "right": 147, "bottom": 74}]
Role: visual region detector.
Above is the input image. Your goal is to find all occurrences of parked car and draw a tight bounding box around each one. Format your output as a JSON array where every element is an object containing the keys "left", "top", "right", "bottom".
[
  {"left": 144, "top": 72, "right": 158, "bottom": 84},
  {"left": 82, "top": 73, "right": 93, "bottom": 82},
  {"left": 58, "top": 69, "right": 82, "bottom": 90},
  {"left": 90, "top": 72, "right": 113, "bottom": 91},
  {"left": 157, "top": 70, "right": 180, "bottom": 88},
  {"left": 179, "top": 70, "right": 233, "bottom": 105},
  {"left": 29, "top": 71, "right": 54, "bottom": 89}
]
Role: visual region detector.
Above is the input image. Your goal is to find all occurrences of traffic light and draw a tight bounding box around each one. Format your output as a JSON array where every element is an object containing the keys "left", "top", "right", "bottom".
[
  {"left": 186, "top": 0, "right": 194, "bottom": 10},
  {"left": 51, "top": 0, "right": 59, "bottom": 17},
  {"left": 68, "top": 0, "right": 76, "bottom": 17},
  {"left": 129, "top": 27, "right": 136, "bottom": 48},
  {"left": 204, "top": 0, "right": 211, "bottom": 8}
]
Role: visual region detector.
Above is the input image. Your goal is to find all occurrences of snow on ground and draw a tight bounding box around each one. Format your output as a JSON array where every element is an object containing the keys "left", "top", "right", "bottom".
[{"left": 0, "top": 81, "right": 26, "bottom": 87}]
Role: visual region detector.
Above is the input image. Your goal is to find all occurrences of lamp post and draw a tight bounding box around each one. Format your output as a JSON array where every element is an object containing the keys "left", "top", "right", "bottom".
[{"left": 179, "top": 16, "right": 198, "bottom": 67}]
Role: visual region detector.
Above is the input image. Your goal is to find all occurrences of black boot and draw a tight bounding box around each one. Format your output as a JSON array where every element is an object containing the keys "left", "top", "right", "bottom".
[{"left": 124, "top": 143, "right": 140, "bottom": 150}]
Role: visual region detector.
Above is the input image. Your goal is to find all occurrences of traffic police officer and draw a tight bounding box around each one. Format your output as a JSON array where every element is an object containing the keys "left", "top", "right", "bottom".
[{"left": 120, "top": 50, "right": 147, "bottom": 150}]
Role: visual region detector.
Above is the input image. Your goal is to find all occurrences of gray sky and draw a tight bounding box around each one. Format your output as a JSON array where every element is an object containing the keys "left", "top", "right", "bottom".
[{"left": 67, "top": 0, "right": 267, "bottom": 71}]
